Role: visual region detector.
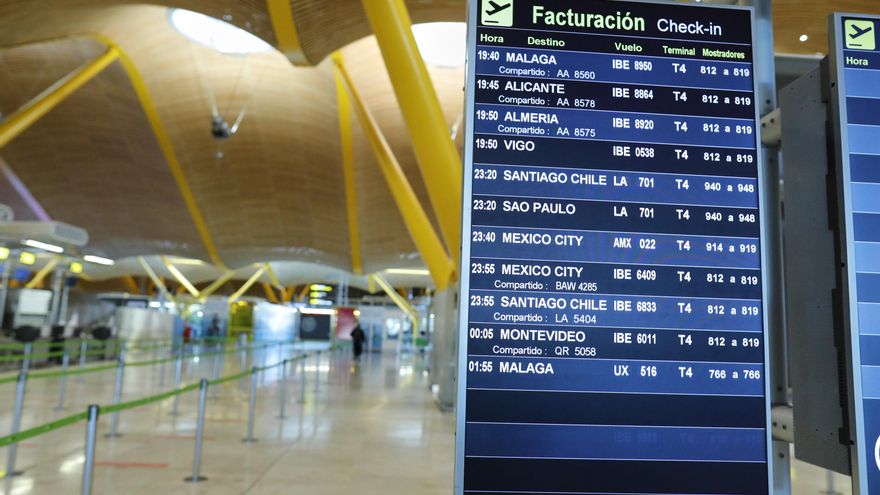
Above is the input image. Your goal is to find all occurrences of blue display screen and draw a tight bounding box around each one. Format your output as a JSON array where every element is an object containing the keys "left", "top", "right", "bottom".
[
  {"left": 835, "top": 14, "right": 880, "bottom": 494},
  {"left": 457, "top": 1, "right": 771, "bottom": 493}
]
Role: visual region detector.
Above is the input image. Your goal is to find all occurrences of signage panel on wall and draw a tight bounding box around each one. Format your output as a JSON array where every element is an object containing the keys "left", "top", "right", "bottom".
[
  {"left": 830, "top": 13, "right": 880, "bottom": 495},
  {"left": 456, "top": 1, "right": 773, "bottom": 493}
]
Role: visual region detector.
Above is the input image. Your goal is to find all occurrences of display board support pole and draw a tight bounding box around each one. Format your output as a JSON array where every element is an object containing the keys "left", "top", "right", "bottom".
[{"left": 739, "top": 0, "right": 791, "bottom": 492}]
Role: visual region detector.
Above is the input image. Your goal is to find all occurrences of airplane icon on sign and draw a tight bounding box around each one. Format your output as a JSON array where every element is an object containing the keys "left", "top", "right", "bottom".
[
  {"left": 482, "top": 0, "right": 513, "bottom": 27},
  {"left": 485, "top": 0, "right": 511, "bottom": 16},
  {"left": 851, "top": 24, "right": 873, "bottom": 41},
  {"left": 845, "top": 19, "right": 876, "bottom": 50}
]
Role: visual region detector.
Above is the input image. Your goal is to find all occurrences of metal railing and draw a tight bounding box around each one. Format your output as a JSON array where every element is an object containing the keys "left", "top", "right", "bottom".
[{"left": 0, "top": 339, "right": 346, "bottom": 494}]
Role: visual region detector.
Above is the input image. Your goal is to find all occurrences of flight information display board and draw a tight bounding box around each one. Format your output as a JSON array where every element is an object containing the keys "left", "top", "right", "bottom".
[
  {"left": 830, "top": 13, "right": 880, "bottom": 495},
  {"left": 455, "top": 1, "right": 773, "bottom": 494}
]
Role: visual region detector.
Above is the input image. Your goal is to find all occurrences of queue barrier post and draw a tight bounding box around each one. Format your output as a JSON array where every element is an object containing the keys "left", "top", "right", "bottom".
[
  {"left": 77, "top": 340, "right": 88, "bottom": 382},
  {"left": 20, "top": 342, "right": 32, "bottom": 374},
  {"left": 298, "top": 355, "right": 306, "bottom": 404},
  {"left": 239, "top": 337, "right": 248, "bottom": 390},
  {"left": 158, "top": 346, "right": 167, "bottom": 387},
  {"left": 171, "top": 347, "right": 184, "bottom": 416},
  {"left": 184, "top": 379, "right": 209, "bottom": 482},
  {"left": 5, "top": 372, "right": 27, "bottom": 477},
  {"left": 313, "top": 351, "right": 320, "bottom": 395},
  {"left": 81, "top": 405, "right": 99, "bottom": 495},
  {"left": 211, "top": 349, "right": 222, "bottom": 401},
  {"left": 243, "top": 366, "right": 258, "bottom": 442},
  {"left": 106, "top": 348, "right": 127, "bottom": 437},
  {"left": 277, "top": 359, "right": 288, "bottom": 419},
  {"left": 55, "top": 348, "right": 70, "bottom": 410}
]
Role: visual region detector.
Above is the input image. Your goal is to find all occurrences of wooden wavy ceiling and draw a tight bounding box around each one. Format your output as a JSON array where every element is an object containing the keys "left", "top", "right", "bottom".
[{"left": 0, "top": 0, "right": 878, "bottom": 278}]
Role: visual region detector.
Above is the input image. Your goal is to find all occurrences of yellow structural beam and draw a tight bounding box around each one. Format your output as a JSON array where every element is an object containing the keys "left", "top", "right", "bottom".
[
  {"left": 92, "top": 35, "right": 225, "bottom": 269},
  {"left": 0, "top": 47, "right": 119, "bottom": 149},
  {"left": 283, "top": 286, "right": 297, "bottom": 303},
  {"left": 0, "top": 34, "right": 225, "bottom": 269},
  {"left": 161, "top": 255, "right": 200, "bottom": 297},
  {"left": 360, "top": 0, "right": 463, "bottom": 261},
  {"left": 262, "top": 262, "right": 286, "bottom": 301},
  {"left": 297, "top": 284, "right": 311, "bottom": 302},
  {"left": 262, "top": 282, "right": 279, "bottom": 303},
  {"left": 267, "top": 0, "right": 309, "bottom": 65},
  {"left": 334, "top": 64, "right": 363, "bottom": 275},
  {"left": 199, "top": 270, "right": 235, "bottom": 300},
  {"left": 333, "top": 54, "right": 455, "bottom": 290},
  {"left": 229, "top": 267, "right": 265, "bottom": 304},
  {"left": 371, "top": 273, "right": 419, "bottom": 327},
  {"left": 25, "top": 257, "right": 60, "bottom": 289},
  {"left": 123, "top": 275, "right": 141, "bottom": 295},
  {"left": 137, "top": 256, "right": 175, "bottom": 304}
]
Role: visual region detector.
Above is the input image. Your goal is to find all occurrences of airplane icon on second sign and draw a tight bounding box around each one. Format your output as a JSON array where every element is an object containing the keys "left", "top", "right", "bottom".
[
  {"left": 485, "top": 0, "right": 511, "bottom": 16},
  {"left": 851, "top": 23, "right": 873, "bottom": 40}
]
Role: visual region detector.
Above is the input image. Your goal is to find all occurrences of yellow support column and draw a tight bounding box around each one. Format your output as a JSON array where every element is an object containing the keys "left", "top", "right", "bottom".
[
  {"left": 0, "top": 48, "right": 119, "bottom": 149},
  {"left": 333, "top": 55, "right": 455, "bottom": 290},
  {"left": 360, "top": 0, "right": 463, "bottom": 261},
  {"left": 93, "top": 35, "right": 225, "bottom": 269},
  {"left": 137, "top": 256, "right": 175, "bottom": 304},
  {"left": 334, "top": 64, "right": 363, "bottom": 275},
  {"left": 266, "top": 0, "right": 310, "bottom": 65},
  {"left": 25, "top": 257, "right": 60, "bottom": 289},
  {"left": 371, "top": 274, "right": 419, "bottom": 328},
  {"left": 161, "top": 256, "right": 200, "bottom": 297},
  {"left": 262, "top": 282, "right": 280, "bottom": 303},
  {"left": 229, "top": 267, "right": 266, "bottom": 304},
  {"left": 123, "top": 275, "right": 141, "bottom": 295},
  {"left": 199, "top": 270, "right": 235, "bottom": 299}
]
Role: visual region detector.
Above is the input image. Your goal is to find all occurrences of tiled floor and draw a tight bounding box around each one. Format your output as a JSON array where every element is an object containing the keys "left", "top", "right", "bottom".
[
  {"left": 0, "top": 342, "right": 863, "bottom": 494},
  {"left": 0, "top": 343, "right": 453, "bottom": 494}
]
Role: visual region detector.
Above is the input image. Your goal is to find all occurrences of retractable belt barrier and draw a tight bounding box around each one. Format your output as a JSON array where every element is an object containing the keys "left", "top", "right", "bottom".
[
  {"left": 0, "top": 340, "right": 284, "bottom": 385},
  {"left": 0, "top": 344, "right": 339, "bottom": 451}
]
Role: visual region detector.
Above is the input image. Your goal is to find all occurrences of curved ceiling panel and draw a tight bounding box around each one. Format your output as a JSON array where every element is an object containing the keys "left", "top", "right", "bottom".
[{"left": 0, "top": 38, "right": 208, "bottom": 260}]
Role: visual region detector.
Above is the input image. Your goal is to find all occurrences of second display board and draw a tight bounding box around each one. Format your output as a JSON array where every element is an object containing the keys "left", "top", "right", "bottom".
[{"left": 456, "top": 0, "right": 774, "bottom": 494}]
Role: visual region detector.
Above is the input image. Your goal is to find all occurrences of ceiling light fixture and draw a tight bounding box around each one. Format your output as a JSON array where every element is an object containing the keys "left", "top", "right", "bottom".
[
  {"left": 385, "top": 268, "right": 431, "bottom": 276},
  {"left": 83, "top": 255, "right": 115, "bottom": 266},
  {"left": 23, "top": 239, "right": 63, "bottom": 253},
  {"left": 799, "top": 34, "right": 809, "bottom": 42},
  {"left": 169, "top": 9, "right": 272, "bottom": 55},
  {"left": 412, "top": 22, "right": 467, "bottom": 68},
  {"left": 166, "top": 257, "right": 205, "bottom": 266}
]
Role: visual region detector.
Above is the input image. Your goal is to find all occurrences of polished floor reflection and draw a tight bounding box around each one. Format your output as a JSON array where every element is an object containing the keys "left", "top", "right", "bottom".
[
  {"left": 0, "top": 343, "right": 865, "bottom": 495},
  {"left": 0, "top": 344, "right": 453, "bottom": 494}
]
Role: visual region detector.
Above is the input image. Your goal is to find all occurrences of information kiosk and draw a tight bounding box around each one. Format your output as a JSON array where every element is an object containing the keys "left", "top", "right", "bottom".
[
  {"left": 455, "top": 1, "right": 774, "bottom": 493},
  {"left": 830, "top": 13, "right": 880, "bottom": 495}
]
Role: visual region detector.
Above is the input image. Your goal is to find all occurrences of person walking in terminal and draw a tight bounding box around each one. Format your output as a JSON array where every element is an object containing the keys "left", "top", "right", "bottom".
[{"left": 350, "top": 322, "right": 366, "bottom": 360}]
